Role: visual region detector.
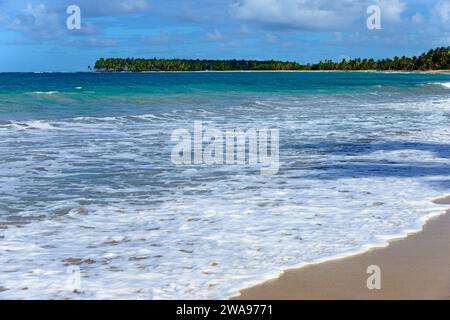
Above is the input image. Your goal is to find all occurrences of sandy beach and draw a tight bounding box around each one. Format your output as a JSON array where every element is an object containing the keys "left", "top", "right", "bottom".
[{"left": 234, "top": 196, "right": 450, "bottom": 300}]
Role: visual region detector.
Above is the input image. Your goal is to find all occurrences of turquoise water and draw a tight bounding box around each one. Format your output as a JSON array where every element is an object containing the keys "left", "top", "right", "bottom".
[
  {"left": 1, "top": 72, "right": 449, "bottom": 120},
  {"left": 0, "top": 72, "right": 450, "bottom": 299}
]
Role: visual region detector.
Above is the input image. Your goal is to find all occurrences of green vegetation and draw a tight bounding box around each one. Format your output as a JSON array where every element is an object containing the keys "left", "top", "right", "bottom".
[
  {"left": 94, "top": 47, "right": 449, "bottom": 72},
  {"left": 94, "top": 58, "right": 302, "bottom": 72},
  {"left": 310, "top": 47, "right": 449, "bottom": 71}
]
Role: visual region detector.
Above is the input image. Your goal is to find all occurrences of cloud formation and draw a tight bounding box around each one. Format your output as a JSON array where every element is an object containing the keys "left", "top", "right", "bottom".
[
  {"left": 230, "top": 0, "right": 410, "bottom": 31},
  {"left": 207, "top": 29, "right": 225, "bottom": 41},
  {"left": 9, "top": 3, "right": 62, "bottom": 40},
  {"left": 0, "top": 0, "right": 152, "bottom": 43},
  {"left": 69, "top": 0, "right": 151, "bottom": 16},
  {"left": 432, "top": 0, "right": 450, "bottom": 25},
  {"left": 0, "top": 0, "right": 448, "bottom": 71}
]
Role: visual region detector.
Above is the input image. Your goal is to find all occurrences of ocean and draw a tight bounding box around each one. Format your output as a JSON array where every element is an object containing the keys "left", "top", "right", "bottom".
[{"left": 0, "top": 72, "right": 450, "bottom": 299}]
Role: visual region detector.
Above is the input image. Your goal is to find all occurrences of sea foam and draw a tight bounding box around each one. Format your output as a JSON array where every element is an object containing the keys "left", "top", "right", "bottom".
[{"left": 1, "top": 73, "right": 450, "bottom": 299}]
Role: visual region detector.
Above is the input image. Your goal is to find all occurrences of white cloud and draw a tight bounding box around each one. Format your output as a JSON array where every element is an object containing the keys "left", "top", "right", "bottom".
[
  {"left": 432, "top": 0, "right": 450, "bottom": 24},
  {"left": 231, "top": 0, "right": 366, "bottom": 30},
  {"left": 375, "top": 0, "right": 406, "bottom": 22},
  {"left": 231, "top": 0, "right": 408, "bottom": 30},
  {"left": 10, "top": 3, "right": 62, "bottom": 40},
  {"left": 0, "top": 1, "right": 149, "bottom": 42},
  {"left": 411, "top": 12, "right": 425, "bottom": 24},
  {"left": 62, "top": 0, "right": 151, "bottom": 16},
  {"left": 207, "top": 28, "right": 224, "bottom": 41}
]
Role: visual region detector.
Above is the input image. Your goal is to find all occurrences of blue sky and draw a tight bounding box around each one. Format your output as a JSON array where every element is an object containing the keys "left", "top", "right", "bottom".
[{"left": 0, "top": 0, "right": 449, "bottom": 71}]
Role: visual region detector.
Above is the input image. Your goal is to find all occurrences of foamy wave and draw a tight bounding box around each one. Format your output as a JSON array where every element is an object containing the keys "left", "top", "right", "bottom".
[
  {"left": 0, "top": 120, "right": 54, "bottom": 130},
  {"left": 432, "top": 82, "right": 450, "bottom": 89},
  {"left": 72, "top": 116, "right": 122, "bottom": 122},
  {"left": 26, "top": 91, "right": 60, "bottom": 95}
]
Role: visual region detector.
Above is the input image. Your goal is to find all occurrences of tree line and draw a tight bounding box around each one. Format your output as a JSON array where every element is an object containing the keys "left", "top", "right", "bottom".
[
  {"left": 94, "top": 47, "right": 449, "bottom": 72},
  {"left": 310, "top": 47, "right": 449, "bottom": 71},
  {"left": 94, "top": 58, "right": 302, "bottom": 72}
]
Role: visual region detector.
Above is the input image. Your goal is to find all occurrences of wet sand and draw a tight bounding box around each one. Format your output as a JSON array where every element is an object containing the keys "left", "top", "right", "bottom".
[{"left": 234, "top": 196, "right": 450, "bottom": 300}]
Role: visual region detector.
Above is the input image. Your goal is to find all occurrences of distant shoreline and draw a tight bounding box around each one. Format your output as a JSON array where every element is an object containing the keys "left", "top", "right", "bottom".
[
  {"left": 94, "top": 69, "right": 450, "bottom": 74},
  {"left": 1, "top": 69, "right": 448, "bottom": 74},
  {"left": 94, "top": 47, "right": 449, "bottom": 74}
]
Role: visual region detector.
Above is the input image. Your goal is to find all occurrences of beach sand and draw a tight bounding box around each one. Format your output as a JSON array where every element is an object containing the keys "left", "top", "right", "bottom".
[{"left": 234, "top": 196, "right": 450, "bottom": 300}]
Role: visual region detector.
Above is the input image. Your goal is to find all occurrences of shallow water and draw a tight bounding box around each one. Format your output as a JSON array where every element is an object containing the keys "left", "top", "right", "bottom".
[{"left": 0, "top": 72, "right": 450, "bottom": 299}]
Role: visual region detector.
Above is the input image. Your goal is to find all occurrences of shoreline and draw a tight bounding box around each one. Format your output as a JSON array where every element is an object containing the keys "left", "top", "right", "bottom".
[
  {"left": 233, "top": 196, "right": 450, "bottom": 300},
  {"left": 2, "top": 70, "right": 447, "bottom": 74},
  {"left": 93, "top": 69, "right": 450, "bottom": 74}
]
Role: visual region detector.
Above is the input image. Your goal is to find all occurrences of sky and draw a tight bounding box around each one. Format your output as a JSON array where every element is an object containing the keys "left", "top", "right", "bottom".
[{"left": 0, "top": 0, "right": 449, "bottom": 71}]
